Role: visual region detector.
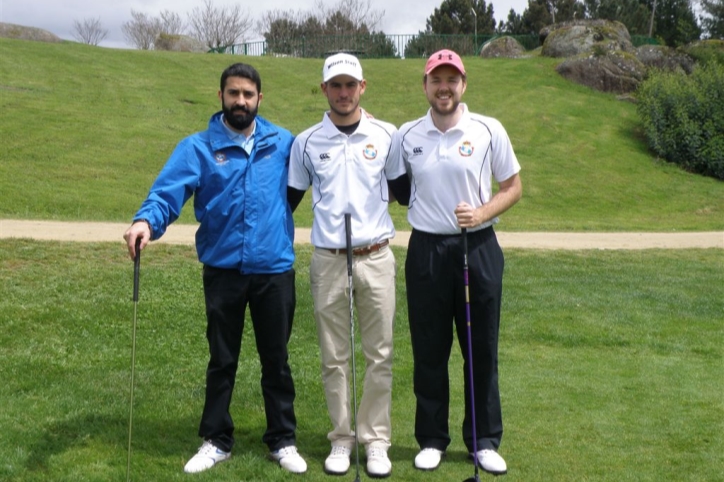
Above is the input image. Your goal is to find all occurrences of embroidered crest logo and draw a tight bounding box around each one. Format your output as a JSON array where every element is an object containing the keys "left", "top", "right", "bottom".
[
  {"left": 459, "top": 141, "right": 473, "bottom": 157},
  {"left": 363, "top": 144, "right": 378, "bottom": 160},
  {"left": 215, "top": 152, "right": 228, "bottom": 165}
]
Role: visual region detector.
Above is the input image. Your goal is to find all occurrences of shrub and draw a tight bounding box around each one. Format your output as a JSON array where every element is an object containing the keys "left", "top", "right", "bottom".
[
  {"left": 636, "top": 63, "right": 724, "bottom": 180},
  {"left": 682, "top": 39, "right": 724, "bottom": 67}
]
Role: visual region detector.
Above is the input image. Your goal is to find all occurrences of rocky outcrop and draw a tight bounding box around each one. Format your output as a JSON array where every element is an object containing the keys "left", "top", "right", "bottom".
[
  {"left": 0, "top": 23, "right": 62, "bottom": 43},
  {"left": 480, "top": 36, "right": 527, "bottom": 58},
  {"left": 541, "top": 19, "right": 633, "bottom": 58},
  {"left": 556, "top": 50, "right": 646, "bottom": 94},
  {"left": 154, "top": 33, "right": 207, "bottom": 53},
  {"left": 635, "top": 45, "right": 695, "bottom": 74}
]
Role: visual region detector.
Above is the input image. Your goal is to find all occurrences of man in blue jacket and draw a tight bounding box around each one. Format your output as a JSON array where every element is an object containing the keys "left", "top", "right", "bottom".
[{"left": 123, "top": 62, "right": 306, "bottom": 475}]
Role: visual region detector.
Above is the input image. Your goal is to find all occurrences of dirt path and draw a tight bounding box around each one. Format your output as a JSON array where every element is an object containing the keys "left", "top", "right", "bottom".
[{"left": 2, "top": 219, "right": 721, "bottom": 249}]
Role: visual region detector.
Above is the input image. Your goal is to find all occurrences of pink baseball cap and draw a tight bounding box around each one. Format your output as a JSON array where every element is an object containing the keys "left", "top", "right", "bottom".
[{"left": 424, "top": 49, "right": 466, "bottom": 75}]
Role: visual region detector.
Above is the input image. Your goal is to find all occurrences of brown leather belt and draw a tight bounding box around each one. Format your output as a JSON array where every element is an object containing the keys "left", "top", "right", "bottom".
[{"left": 327, "top": 239, "right": 390, "bottom": 256}]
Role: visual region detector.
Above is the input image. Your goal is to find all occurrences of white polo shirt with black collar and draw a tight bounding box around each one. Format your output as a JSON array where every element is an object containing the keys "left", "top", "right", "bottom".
[
  {"left": 391, "top": 103, "right": 521, "bottom": 235},
  {"left": 289, "top": 109, "right": 405, "bottom": 249}
]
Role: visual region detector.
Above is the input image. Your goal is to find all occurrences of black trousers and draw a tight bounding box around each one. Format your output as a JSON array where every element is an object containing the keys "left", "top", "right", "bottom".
[
  {"left": 199, "top": 266, "right": 297, "bottom": 453},
  {"left": 405, "top": 227, "right": 504, "bottom": 453}
]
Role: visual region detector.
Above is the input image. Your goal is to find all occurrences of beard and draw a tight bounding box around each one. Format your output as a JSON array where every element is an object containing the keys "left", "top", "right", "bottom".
[
  {"left": 222, "top": 102, "right": 258, "bottom": 131},
  {"left": 427, "top": 91, "right": 460, "bottom": 116},
  {"left": 429, "top": 94, "right": 460, "bottom": 117}
]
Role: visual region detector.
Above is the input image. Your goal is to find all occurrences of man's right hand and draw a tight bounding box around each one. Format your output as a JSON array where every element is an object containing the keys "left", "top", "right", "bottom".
[{"left": 123, "top": 221, "right": 151, "bottom": 260}]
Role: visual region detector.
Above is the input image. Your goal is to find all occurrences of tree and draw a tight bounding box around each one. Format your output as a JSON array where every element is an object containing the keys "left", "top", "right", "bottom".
[
  {"left": 700, "top": 0, "right": 724, "bottom": 38},
  {"left": 585, "top": 0, "right": 651, "bottom": 35},
  {"left": 187, "top": 0, "right": 254, "bottom": 49},
  {"left": 122, "top": 10, "right": 161, "bottom": 50},
  {"left": 424, "top": 0, "right": 496, "bottom": 35},
  {"left": 122, "top": 9, "right": 185, "bottom": 50},
  {"left": 314, "top": 0, "right": 384, "bottom": 31},
  {"left": 553, "top": 0, "right": 586, "bottom": 22},
  {"left": 158, "top": 10, "right": 185, "bottom": 35},
  {"left": 645, "top": 0, "right": 701, "bottom": 46},
  {"left": 259, "top": 2, "right": 394, "bottom": 57},
  {"left": 521, "top": 0, "right": 553, "bottom": 35},
  {"left": 500, "top": 8, "right": 527, "bottom": 34},
  {"left": 71, "top": 17, "right": 108, "bottom": 46}
]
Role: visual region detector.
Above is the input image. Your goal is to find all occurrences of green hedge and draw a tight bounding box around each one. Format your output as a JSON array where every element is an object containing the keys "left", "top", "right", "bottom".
[{"left": 636, "top": 63, "right": 724, "bottom": 180}]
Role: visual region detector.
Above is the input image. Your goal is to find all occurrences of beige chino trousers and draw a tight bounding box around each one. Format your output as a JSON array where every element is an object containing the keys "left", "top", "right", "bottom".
[{"left": 310, "top": 245, "right": 396, "bottom": 449}]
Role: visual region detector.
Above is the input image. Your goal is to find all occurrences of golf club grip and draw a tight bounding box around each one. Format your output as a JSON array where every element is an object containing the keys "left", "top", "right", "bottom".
[
  {"left": 461, "top": 227, "right": 468, "bottom": 262},
  {"left": 344, "top": 213, "right": 353, "bottom": 276},
  {"left": 133, "top": 238, "right": 141, "bottom": 302}
]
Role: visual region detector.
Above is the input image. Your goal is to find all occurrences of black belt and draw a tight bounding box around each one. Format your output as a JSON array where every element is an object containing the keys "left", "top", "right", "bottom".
[{"left": 326, "top": 239, "right": 390, "bottom": 256}]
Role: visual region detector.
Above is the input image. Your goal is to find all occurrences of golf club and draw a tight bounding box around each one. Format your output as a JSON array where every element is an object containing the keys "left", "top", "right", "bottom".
[
  {"left": 461, "top": 228, "right": 481, "bottom": 482},
  {"left": 344, "top": 213, "right": 361, "bottom": 482},
  {"left": 127, "top": 237, "right": 141, "bottom": 482}
]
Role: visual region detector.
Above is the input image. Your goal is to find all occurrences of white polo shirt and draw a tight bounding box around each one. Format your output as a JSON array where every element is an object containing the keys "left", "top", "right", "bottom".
[
  {"left": 289, "top": 109, "right": 405, "bottom": 249},
  {"left": 391, "top": 103, "right": 521, "bottom": 235}
]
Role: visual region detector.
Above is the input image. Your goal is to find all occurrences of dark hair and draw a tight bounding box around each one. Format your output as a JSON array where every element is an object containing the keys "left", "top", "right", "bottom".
[{"left": 220, "top": 63, "right": 262, "bottom": 93}]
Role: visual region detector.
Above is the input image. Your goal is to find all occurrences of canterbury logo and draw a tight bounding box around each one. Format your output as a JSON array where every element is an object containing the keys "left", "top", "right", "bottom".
[
  {"left": 320, "top": 153, "right": 331, "bottom": 160},
  {"left": 412, "top": 147, "right": 423, "bottom": 156}
]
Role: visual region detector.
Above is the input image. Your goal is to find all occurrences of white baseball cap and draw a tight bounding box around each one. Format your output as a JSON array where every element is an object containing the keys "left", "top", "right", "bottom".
[{"left": 322, "top": 53, "right": 364, "bottom": 82}]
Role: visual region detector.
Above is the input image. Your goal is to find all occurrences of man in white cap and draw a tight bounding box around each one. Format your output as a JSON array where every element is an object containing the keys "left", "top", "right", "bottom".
[
  {"left": 287, "top": 53, "right": 410, "bottom": 478},
  {"left": 389, "top": 49, "right": 522, "bottom": 475}
]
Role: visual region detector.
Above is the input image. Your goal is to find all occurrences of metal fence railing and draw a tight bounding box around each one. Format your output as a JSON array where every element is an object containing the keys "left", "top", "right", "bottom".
[
  {"left": 209, "top": 34, "right": 544, "bottom": 59},
  {"left": 209, "top": 33, "right": 659, "bottom": 58}
]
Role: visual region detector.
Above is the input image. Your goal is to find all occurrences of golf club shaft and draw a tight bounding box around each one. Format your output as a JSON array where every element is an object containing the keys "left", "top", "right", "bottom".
[
  {"left": 462, "top": 228, "right": 480, "bottom": 479},
  {"left": 127, "top": 238, "right": 141, "bottom": 482},
  {"left": 344, "top": 213, "right": 361, "bottom": 481}
]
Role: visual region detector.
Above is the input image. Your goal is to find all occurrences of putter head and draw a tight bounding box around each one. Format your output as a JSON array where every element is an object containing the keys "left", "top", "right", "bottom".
[{"left": 463, "top": 475, "right": 482, "bottom": 482}]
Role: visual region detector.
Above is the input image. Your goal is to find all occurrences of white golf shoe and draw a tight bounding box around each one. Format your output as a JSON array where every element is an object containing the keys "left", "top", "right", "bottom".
[
  {"left": 414, "top": 448, "right": 444, "bottom": 470},
  {"left": 324, "top": 445, "right": 352, "bottom": 474},
  {"left": 366, "top": 445, "right": 392, "bottom": 478},
  {"left": 472, "top": 449, "right": 507, "bottom": 475},
  {"left": 270, "top": 445, "right": 308, "bottom": 473},
  {"left": 183, "top": 440, "right": 231, "bottom": 473}
]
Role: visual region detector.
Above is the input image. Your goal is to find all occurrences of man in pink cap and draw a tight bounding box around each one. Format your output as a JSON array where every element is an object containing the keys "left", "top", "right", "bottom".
[{"left": 389, "top": 49, "right": 522, "bottom": 475}]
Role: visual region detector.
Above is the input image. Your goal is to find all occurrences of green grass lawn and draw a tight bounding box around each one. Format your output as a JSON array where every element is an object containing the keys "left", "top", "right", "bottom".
[
  {"left": 0, "top": 37, "right": 722, "bottom": 482},
  {"left": 1, "top": 240, "right": 722, "bottom": 481},
  {"left": 1, "top": 38, "right": 723, "bottom": 231}
]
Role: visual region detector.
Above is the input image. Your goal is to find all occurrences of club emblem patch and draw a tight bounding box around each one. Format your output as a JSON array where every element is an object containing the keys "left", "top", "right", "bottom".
[
  {"left": 362, "top": 144, "right": 378, "bottom": 160},
  {"left": 459, "top": 141, "right": 473, "bottom": 157},
  {"left": 215, "top": 152, "right": 228, "bottom": 165}
]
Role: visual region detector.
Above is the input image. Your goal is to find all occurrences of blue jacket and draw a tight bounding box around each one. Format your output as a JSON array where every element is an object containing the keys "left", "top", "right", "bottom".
[{"left": 134, "top": 112, "right": 295, "bottom": 273}]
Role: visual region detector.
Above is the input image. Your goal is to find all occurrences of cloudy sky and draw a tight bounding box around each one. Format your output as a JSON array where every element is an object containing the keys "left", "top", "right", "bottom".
[{"left": 2, "top": 0, "right": 529, "bottom": 49}]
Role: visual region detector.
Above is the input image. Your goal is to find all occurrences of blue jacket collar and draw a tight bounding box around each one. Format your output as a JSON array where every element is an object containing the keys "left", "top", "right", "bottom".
[{"left": 208, "top": 111, "right": 278, "bottom": 152}]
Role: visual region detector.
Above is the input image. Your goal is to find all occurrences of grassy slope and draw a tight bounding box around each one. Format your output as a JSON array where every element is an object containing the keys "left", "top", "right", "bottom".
[{"left": 0, "top": 37, "right": 722, "bottom": 231}]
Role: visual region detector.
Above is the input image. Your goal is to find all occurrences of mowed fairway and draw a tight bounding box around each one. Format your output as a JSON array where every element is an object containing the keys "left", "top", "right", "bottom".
[
  {"left": 0, "top": 241, "right": 722, "bottom": 481},
  {"left": 0, "top": 36, "right": 723, "bottom": 481}
]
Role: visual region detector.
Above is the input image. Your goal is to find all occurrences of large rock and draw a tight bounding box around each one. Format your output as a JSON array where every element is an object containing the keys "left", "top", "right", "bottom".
[
  {"left": 636, "top": 45, "right": 695, "bottom": 74},
  {"left": 541, "top": 19, "right": 633, "bottom": 58},
  {"left": 556, "top": 50, "right": 646, "bottom": 94},
  {"left": 154, "top": 33, "right": 207, "bottom": 53},
  {"left": 480, "top": 36, "right": 527, "bottom": 58},
  {"left": 0, "top": 22, "right": 62, "bottom": 43}
]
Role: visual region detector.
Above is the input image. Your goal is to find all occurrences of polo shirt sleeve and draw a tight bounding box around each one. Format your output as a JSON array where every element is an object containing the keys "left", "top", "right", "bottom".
[
  {"left": 384, "top": 126, "right": 406, "bottom": 180},
  {"left": 490, "top": 120, "right": 521, "bottom": 183},
  {"left": 288, "top": 134, "right": 311, "bottom": 191}
]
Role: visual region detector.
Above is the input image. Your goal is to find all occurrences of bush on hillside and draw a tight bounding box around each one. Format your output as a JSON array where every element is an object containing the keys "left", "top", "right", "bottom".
[
  {"left": 682, "top": 40, "right": 724, "bottom": 67},
  {"left": 636, "top": 63, "right": 724, "bottom": 180}
]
